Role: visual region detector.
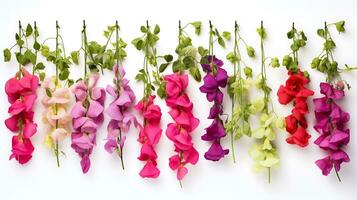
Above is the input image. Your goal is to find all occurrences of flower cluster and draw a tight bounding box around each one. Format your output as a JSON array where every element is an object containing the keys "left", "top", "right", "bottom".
[
  {"left": 249, "top": 110, "right": 284, "bottom": 172},
  {"left": 70, "top": 73, "right": 106, "bottom": 173},
  {"left": 199, "top": 56, "right": 229, "bottom": 161},
  {"left": 314, "top": 82, "right": 350, "bottom": 176},
  {"left": 42, "top": 77, "right": 71, "bottom": 158},
  {"left": 5, "top": 68, "right": 39, "bottom": 164},
  {"left": 165, "top": 73, "right": 199, "bottom": 181},
  {"left": 135, "top": 95, "right": 162, "bottom": 178},
  {"left": 277, "top": 70, "right": 314, "bottom": 147},
  {"left": 105, "top": 65, "right": 138, "bottom": 168}
]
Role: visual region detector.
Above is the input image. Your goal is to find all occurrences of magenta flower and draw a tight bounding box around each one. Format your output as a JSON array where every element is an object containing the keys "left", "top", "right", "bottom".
[
  {"left": 313, "top": 82, "right": 350, "bottom": 177},
  {"left": 71, "top": 73, "right": 106, "bottom": 173},
  {"left": 104, "top": 65, "right": 139, "bottom": 169},
  {"left": 199, "top": 55, "right": 229, "bottom": 161}
]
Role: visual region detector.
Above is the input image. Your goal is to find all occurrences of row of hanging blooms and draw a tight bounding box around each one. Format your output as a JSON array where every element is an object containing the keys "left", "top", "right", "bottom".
[{"left": 3, "top": 19, "right": 355, "bottom": 185}]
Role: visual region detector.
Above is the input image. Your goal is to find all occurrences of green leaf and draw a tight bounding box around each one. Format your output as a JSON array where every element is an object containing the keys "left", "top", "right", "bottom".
[
  {"left": 36, "top": 62, "right": 45, "bottom": 70},
  {"left": 39, "top": 72, "right": 46, "bottom": 81},
  {"left": 25, "top": 24, "right": 33, "bottom": 37},
  {"left": 244, "top": 67, "right": 253, "bottom": 78},
  {"left": 290, "top": 43, "right": 299, "bottom": 51},
  {"left": 335, "top": 21, "right": 345, "bottom": 33},
  {"left": 67, "top": 79, "right": 74, "bottom": 87},
  {"left": 3, "top": 48, "right": 11, "bottom": 62},
  {"left": 226, "top": 52, "right": 236, "bottom": 63},
  {"left": 157, "top": 85, "right": 166, "bottom": 99},
  {"left": 256, "top": 27, "right": 267, "bottom": 39},
  {"left": 45, "top": 88, "right": 52, "bottom": 97},
  {"left": 218, "top": 37, "right": 225, "bottom": 48},
  {"left": 135, "top": 73, "right": 145, "bottom": 82},
  {"left": 164, "top": 54, "right": 173, "bottom": 62},
  {"left": 246, "top": 46, "right": 255, "bottom": 57},
  {"left": 153, "top": 25, "right": 160, "bottom": 34},
  {"left": 190, "top": 21, "right": 202, "bottom": 35},
  {"left": 287, "top": 29, "right": 295, "bottom": 39},
  {"left": 140, "top": 26, "right": 147, "bottom": 33},
  {"left": 311, "top": 57, "right": 320, "bottom": 69},
  {"left": 71, "top": 51, "right": 79, "bottom": 65},
  {"left": 33, "top": 42, "right": 40, "bottom": 51},
  {"left": 189, "top": 66, "right": 201, "bottom": 82},
  {"left": 317, "top": 29, "right": 325, "bottom": 38},
  {"left": 132, "top": 38, "right": 144, "bottom": 50},
  {"left": 59, "top": 69, "right": 70, "bottom": 80},
  {"left": 222, "top": 31, "right": 231, "bottom": 40},
  {"left": 24, "top": 49, "right": 36, "bottom": 65},
  {"left": 270, "top": 57, "right": 280, "bottom": 68},
  {"left": 198, "top": 46, "right": 208, "bottom": 57},
  {"left": 282, "top": 55, "right": 292, "bottom": 67},
  {"left": 324, "top": 40, "right": 336, "bottom": 51},
  {"left": 159, "top": 63, "right": 169, "bottom": 72},
  {"left": 17, "top": 39, "right": 24, "bottom": 47}
]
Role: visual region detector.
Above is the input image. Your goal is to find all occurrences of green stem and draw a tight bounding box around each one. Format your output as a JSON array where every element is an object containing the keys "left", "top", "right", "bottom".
[
  {"left": 83, "top": 20, "right": 88, "bottom": 80},
  {"left": 18, "top": 21, "right": 22, "bottom": 78},
  {"left": 268, "top": 167, "right": 271, "bottom": 184},
  {"left": 54, "top": 20, "right": 61, "bottom": 167},
  {"left": 334, "top": 167, "right": 342, "bottom": 182}
]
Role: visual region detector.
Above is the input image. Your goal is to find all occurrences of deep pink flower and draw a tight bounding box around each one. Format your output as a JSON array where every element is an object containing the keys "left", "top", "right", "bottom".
[
  {"left": 4, "top": 68, "right": 38, "bottom": 165},
  {"left": 165, "top": 73, "right": 200, "bottom": 181},
  {"left": 135, "top": 95, "right": 162, "bottom": 178}
]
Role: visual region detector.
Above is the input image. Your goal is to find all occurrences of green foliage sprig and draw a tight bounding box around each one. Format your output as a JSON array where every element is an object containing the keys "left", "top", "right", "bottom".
[
  {"left": 225, "top": 21, "right": 256, "bottom": 163},
  {"left": 163, "top": 20, "right": 202, "bottom": 81},
  {"left": 199, "top": 20, "right": 230, "bottom": 59},
  {"left": 249, "top": 21, "right": 284, "bottom": 183},
  {"left": 3, "top": 21, "right": 44, "bottom": 78},
  {"left": 133, "top": 21, "right": 171, "bottom": 99},
  {"left": 280, "top": 23, "right": 308, "bottom": 73},
  {"left": 41, "top": 21, "right": 74, "bottom": 86},
  {"left": 311, "top": 21, "right": 356, "bottom": 85}
]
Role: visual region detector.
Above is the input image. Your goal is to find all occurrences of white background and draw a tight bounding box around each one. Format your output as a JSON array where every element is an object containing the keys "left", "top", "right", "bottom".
[{"left": 0, "top": 0, "right": 356, "bottom": 199}]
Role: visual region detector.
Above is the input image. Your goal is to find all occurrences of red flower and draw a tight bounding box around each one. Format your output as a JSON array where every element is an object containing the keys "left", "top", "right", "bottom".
[
  {"left": 277, "top": 70, "right": 314, "bottom": 147},
  {"left": 286, "top": 125, "right": 311, "bottom": 147}
]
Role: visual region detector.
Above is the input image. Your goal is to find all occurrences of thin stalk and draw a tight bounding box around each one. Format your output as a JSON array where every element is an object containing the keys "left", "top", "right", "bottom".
[
  {"left": 54, "top": 20, "right": 60, "bottom": 167},
  {"left": 83, "top": 20, "right": 88, "bottom": 80},
  {"left": 334, "top": 167, "right": 342, "bottom": 182}
]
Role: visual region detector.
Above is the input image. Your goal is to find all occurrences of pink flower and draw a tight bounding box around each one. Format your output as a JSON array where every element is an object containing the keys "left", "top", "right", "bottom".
[
  {"left": 4, "top": 68, "right": 38, "bottom": 165},
  {"left": 71, "top": 72, "right": 105, "bottom": 173},
  {"left": 136, "top": 95, "right": 162, "bottom": 178},
  {"left": 164, "top": 73, "right": 200, "bottom": 181},
  {"left": 104, "top": 66, "right": 138, "bottom": 169}
]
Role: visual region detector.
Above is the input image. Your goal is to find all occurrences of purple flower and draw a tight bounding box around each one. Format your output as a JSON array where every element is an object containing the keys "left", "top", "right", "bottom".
[
  {"left": 204, "top": 141, "right": 229, "bottom": 161},
  {"left": 313, "top": 82, "right": 350, "bottom": 177},
  {"left": 200, "top": 55, "right": 229, "bottom": 161},
  {"left": 104, "top": 65, "right": 139, "bottom": 163},
  {"left": 201, "top": 55, "right": 224, "bottom": 72}
]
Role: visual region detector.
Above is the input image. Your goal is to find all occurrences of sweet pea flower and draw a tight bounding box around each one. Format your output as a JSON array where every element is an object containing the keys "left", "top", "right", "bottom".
[
  {"left": 104, "top": 65, "right": 139, "bottom": 169},
  {"left": 71, "top": 73, "right": 105, "bottom": 173},
  {"left": 313, "top": 82, "right": 350, "bottom": 177},
  {"left": 135, "top": 95, "right": 162, "bottom": 178},
  {"left": 199, "top": 55, "right": 229, "bottom": 161},
  {"left": 41, "top": 76, "right": 72, "bottom": 165},
  {"left": 165, "top": 73, "right": 199, "bottom": 181},
  {"left": 4, "top": 68, "right": 39, "bottom": 164},
  {"left": 277, "top": 70, "right": 314, "bottom": 147}
]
